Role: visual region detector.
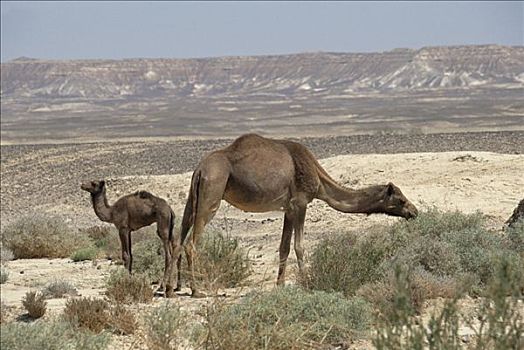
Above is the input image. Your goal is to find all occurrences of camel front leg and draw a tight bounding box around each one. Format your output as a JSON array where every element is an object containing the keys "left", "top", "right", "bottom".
[
  {"left": 118, "top": 228, "right": 132, "bottom": 273},
  {"left": 277, "top": 213, "right": 293, "bottom": 286}
]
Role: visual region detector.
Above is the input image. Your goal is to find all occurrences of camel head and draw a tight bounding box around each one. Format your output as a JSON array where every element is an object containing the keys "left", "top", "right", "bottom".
[
  {"left": 81, "top": 180, "right": 106, "bottom": 195},
  {"left": 377, "top": 183, "right": 418, "bottom": 219}
]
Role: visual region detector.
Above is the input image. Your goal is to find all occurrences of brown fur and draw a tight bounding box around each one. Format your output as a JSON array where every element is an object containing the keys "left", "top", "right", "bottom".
[
  {"left": 81, "top": 180, "right": 176, "bottom": 297},
  {"left": 173, "top": 134, "right": 418, "bottom": 297}
]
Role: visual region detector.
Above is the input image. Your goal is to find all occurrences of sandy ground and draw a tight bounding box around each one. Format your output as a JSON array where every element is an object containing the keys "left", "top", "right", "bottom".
[{"left": 1, "top": 150, "right": 523, "bottom": 348}]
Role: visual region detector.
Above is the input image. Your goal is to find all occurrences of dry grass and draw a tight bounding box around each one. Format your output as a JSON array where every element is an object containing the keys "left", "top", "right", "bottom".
[
  {"left": 109, "top": 304, "right": 138, "bottom": 335},
  {"left": 22, "top": 291, "right": 47, "bottom": 319},
  {"left": 143, "top": 302, "right": 187, "bottom": 350},
  {"left": 63, "top": 297, "right": 110, "bottom": 333},
  {"left": 105, "top": 269, "right": 153, "bottom": 304},
  {"left": 194, "top": 286, "right": 371, "bottom": 350},
  {"left": 42, "top": 280, "right": 78, "bottom": 299},
  {"left": 1, "top": 215, "right": 90, "bottom": 259},
  {"left": 0, "top": 320, "right": 110, "bottom": 349}
]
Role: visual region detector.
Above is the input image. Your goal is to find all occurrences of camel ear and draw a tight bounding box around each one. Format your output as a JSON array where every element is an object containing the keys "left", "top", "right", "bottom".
[{"left": 386, "top": 182, "right": 395, "bottom": 197}]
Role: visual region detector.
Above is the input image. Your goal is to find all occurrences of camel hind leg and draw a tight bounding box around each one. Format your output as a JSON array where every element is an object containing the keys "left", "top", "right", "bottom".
[
  {"left": 277, "top": 213, "right": 293, "bottom": 286},
  {"left": 156, "top": 214, "right": 175, "bottom": 297},
  {"left": 187, "top": 165, "right": 229, "bottom": 297}
]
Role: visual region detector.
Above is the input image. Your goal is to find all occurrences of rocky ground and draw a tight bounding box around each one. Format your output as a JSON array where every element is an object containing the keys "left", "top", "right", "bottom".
[{"left": 1, "top": 131, "right": 523, "bottom": 349}]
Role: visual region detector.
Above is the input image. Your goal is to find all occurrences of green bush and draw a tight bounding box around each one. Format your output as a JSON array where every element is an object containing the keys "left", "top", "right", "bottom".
[
  {"left": 374, "top": 258, "right": 524, "bottom": 350},
  {"left": 302, "top": 210, "right": 524, "bottom": 312},
  {"left": 1, "top": 215, "right": 90, "bottom": 259},
  {"left": 191, "top": 230, "right": 252, "bottom": 289},
  {"left": 105, "top": 269, "right": 153, "bottom": 304},
  {"left": 0, "top": 320, "right": 109, "bottom": 350},
  {"left": 133, "top": 237, "right": 165, "bottom": 283},
  {"left": 144, "top": 302, "right": 186, "bottom": 350},
  {"left": 71, "top": 246, "right": 98, "bottom": 262},
  {"left": 195, "top": 286, "right": 371, "bottom": 350},
  {"left": 42, "top": 280, "right": 78, "bottom": 299}
]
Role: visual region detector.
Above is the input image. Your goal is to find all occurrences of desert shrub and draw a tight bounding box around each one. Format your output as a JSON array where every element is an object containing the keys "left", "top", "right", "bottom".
[
  {"left": 472, "top": 256, "right": 524, "bottom": 349},
  {"left": 373, "top": 266, "right": 462, "bottom": 350},
  {"left": 0, "top": 320, "right": 109, "bottom": 350},
  {"left": 195, "top": 286, "right": 371, "bottom": 350},
  {"left": 358, "top": 267, "right": 469, "bottom": 315},
  {"left": 191, "top": 230, "right": 251, "bottom": 289},
  {"left": 374, "top": 258, "right": 524, "bottom": 350},
  {"left": 0, "top": 267, "right": 8, "bottom": 284},
  {"left": 63, "top": 297, "right": 109, "bottom": 333},
  {"left": 105, "top": 268, "right": 153, "bottom": 303},
  {"left": 109, "top": 304, "right": 137, "bottom": 335},
  {"left": 0, "top": 300, "right": 8, "bottom": 324},
  {"left": 80, "top": 225, "right": 113, "bottom": 242},
  {"left": 133, "top": 237, "right": 165, "bottom": 283},
  {"left": 42, "top": 280, "right": 78, "bottom": 299},
  {"left": 0, "top": 245, "right": 14, "bottom": 263},
  {"left": 71, "top": 246, "right": 98, "bottom": 262},
  {"left": 302, "top": 209, "right": 524, "bottom": 311},
  {"left": 144, "top": 302, "right": 186, "bottom": 350},
  {"left": 1, "top": 215, "right": 90, "bottom": 259},
  {"left": 506, "top": 219, "right": 524, "bottom": 254},
  {"left": 22, "top": 291, "right": 47, "bottom": 319}
]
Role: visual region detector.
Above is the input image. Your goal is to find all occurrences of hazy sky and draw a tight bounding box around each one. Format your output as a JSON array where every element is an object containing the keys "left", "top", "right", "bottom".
[{"left": 1, "top": 1, "right": 522, "bottom": 62}]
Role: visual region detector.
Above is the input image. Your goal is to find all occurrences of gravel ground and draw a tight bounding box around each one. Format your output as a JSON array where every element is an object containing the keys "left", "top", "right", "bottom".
[{"left": 1, "top": 131, "right": 523, "bottom": 224}]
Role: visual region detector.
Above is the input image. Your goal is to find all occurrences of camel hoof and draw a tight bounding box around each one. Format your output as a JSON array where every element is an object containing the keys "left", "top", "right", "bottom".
[{"left": 191, "top": 290, "right": 207, "bottom": 299}]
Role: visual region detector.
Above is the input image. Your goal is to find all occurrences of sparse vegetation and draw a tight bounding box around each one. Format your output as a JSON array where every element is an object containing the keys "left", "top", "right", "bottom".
[
  {"left": 144, "top": 302, "right": 187, "bottom": 350},
  {"left": 22, "top": 291, "right": 47, "bottom": 319},
  {"left": 1, "top": 215, "right": 90, "bottom": 259},
  {"left": 194, "top": 286, "right": 371, "bottom": 350},
  {"left": 133, "top": 236, "right": 165, "bottom": 283},
  {"left": 0, "top": 320, "right": 110, "bottom": 350},
  {"left": 63, "top": 297, "right": 109, "bottom": 333},
  {"left": 70, "top": 246, "right": 98, "bottom": 262},
  {"left": 105, "top": 268, "right": 153, "bottom": 303},
  {"left": 182, "top": 230, "right": 252, "bottom": 290},
  {"left": 109, "top": 304, "right": 137, "bottom": 335},
  {"left": 0, "top": 267, "right": 8, "bottom": 284},
  {"left": 302, "top": 209, "right": 524, "bottom": 312},
  {"left": 42, "top": 280, "right": 78, "bottom": 299},
  {"left": 0, "top": 246, "right": 14, "bottom": 263},
  {"left": 0, "top": 300, "right": 8, "bottom": 324},
  {"left": 373, "top": 257, "right": 523, "bottom": 349},
  {"left": 63, "top": 296, "right": 138, "bottom": 336}
]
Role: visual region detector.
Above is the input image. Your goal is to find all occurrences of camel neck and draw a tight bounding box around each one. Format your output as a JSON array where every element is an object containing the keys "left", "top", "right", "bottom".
[
  {"left": 91, "top": 191, "right": 113, "bottom": 222},
  {"left": 317, "top": 177, "right": 385, "bottom": 214}
]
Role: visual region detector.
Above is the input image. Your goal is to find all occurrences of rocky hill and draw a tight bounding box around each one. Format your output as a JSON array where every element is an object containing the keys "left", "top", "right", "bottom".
[{"left": 1, "top": 45, "right": 523, "bottom": 142}]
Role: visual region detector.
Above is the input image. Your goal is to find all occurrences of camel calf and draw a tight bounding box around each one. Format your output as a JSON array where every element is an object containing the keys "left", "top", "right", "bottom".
[{"left": 81, "top": 180, "right": 176, "bottom": 297}]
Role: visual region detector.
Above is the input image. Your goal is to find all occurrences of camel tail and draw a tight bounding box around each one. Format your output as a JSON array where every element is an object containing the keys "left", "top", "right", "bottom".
[{"left": 180, "top": 170, "right": 201, "bottom": 245}]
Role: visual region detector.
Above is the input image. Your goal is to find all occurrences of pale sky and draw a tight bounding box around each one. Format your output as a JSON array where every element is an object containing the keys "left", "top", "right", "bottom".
[{"left": 1, "top": 1, "right": 522, "bottom": 62}]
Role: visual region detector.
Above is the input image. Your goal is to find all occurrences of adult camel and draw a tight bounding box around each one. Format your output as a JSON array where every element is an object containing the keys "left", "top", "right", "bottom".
[{"left": 173, "top": 133, "right": 418, "bottom": 297}]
